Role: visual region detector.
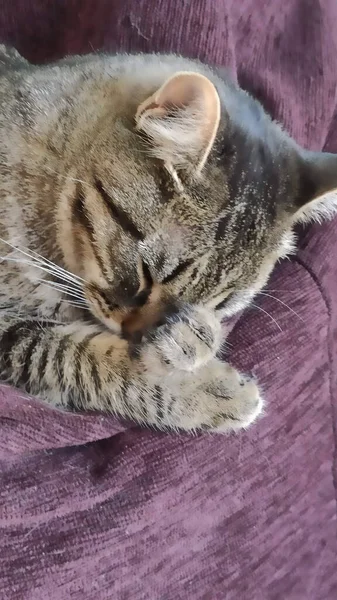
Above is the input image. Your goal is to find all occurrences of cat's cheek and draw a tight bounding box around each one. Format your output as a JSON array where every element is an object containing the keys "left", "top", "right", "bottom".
[{"left": 84, "top": 291, "right": 124, "bottom": 334}]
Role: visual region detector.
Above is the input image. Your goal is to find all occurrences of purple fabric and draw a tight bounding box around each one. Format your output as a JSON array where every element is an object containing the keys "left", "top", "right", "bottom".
[{"left": 1, "top": 1, "right": 337, "bottom": 598}]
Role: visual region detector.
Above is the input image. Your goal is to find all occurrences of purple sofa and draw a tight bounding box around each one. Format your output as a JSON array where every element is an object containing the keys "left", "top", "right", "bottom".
[{"left": 1, "top": 1, "right": 337, "bottom": 598}]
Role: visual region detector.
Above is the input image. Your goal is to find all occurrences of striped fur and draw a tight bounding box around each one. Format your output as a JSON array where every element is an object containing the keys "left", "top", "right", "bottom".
[{"left": 0, "top": 46, "right": 336, "bottom": 432}]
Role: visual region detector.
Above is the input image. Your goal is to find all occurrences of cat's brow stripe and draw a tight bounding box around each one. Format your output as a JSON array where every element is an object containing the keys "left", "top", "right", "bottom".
[
  {"left": 72, "top": 183, "right": 107, "bottom": 277},
  {"left": 72, "top": 184, "right": 93, "bottom": 232},
  {"left": 94, "top": 178, "right": 144, "bottom": 241},
  {"left": 162, "top": 259, "right": 194, "bottom": 284}
]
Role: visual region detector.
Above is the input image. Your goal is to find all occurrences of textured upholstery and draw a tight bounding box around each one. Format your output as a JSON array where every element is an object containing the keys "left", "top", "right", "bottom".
[{"left": 1, "top": 1, "right": 336, "bottom": 598}]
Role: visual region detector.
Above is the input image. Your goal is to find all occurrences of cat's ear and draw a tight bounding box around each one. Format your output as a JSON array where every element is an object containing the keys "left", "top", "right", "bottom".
[
  {"left": 135, "top": 71, "right": 221, "bottom": 172},
  {"left": 294, "top": 151, "right": 337, "bottom": 222}
]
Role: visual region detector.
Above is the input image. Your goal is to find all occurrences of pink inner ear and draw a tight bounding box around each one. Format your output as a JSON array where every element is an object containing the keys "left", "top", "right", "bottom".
[
  {"left": 135, "top": 71, "right": 221, "bottom": 171},
  {"left": 137, "top": 101, "right": 160, "bottom": 119},
  {"left": 156, "top": 78, "right": 202, "bottom": 110}
]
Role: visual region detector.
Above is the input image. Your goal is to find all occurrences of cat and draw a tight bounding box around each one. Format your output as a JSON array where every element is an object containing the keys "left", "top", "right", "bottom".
[{"left": 0, "top": 45, "right": 336, "bottom": 433}]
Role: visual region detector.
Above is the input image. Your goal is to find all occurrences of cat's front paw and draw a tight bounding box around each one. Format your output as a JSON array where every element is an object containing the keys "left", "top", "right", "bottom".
[
  {"left": 202, "top": 364, "right": 263, "bottom": 432},
  {"left": 145, "top": 305, "right": 223, "bottom": 372},
  {"left": 167, "top": 360, "right": 264, "bottom": 432}
]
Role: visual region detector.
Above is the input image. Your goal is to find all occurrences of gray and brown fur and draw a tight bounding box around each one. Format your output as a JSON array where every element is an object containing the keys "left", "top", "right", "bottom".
[{"left": 1, "top": 45, "right": 337, "bottom": 432}]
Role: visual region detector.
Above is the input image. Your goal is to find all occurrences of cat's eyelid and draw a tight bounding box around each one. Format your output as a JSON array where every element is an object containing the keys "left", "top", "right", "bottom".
[{"left": 94, "top": 178, "right": 144, "bottom": 241}]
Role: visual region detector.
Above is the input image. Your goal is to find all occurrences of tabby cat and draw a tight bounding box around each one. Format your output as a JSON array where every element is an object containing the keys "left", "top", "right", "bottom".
[{"left": 0, "top": 45, "right": 336, "bottom": 432}]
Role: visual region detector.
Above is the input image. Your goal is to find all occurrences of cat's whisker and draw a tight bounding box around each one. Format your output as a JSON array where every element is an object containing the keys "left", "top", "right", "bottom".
[
  {"left": 43, "top": 287, "right": 85, "bottom": 302},
  {"left": 250, "top": 303, "right": 283, "bottom": 332},
  {"left": 0, "top": 253, "right": 86, "bottom": 301},
  {"left": 34, "top": 317, "right": 66, "bottom": 326},
  {"left": 59, "top": 299, "right": 90, "bottom": 311},
  {"left": 258, "top": 291, "right": 304, "bottom": 323},
  {"left": 0, "top": 308, "right": 65, "bottom": 326},
  {"left": 0, "top": 255, "right": 78, "bottom": 287},
  {"left": 264, "top": 289, "right": 293, "bottom": 293},
  {"left": 36, "top": 279, "right": 86, "bottom": 302},
  {"left": 24, "top": 253, "right": 84, "bottom": 287},
  {"left": 34, "top": 277, "right": 85, "bottom": 299},
  {"left": 52, "top": 288, "right": 86, "bottom": 303},
  {"left": 0, "top": 237, "right": 86, "bottom": 284},
  {"left": 22, "top": 245, "right": 87, "bottom": 284},
  {"left": 48, "top": 283, "right": 84, "bottom": 298},
  {"left": 0, "top": 255, "right": 84, "bottom": 291}
]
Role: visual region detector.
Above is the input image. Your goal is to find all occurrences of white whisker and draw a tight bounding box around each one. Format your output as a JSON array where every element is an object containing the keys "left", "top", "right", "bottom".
[
  {"left": 0, "top": 237, "right": 86, "bottom": 284},
  {"left": 259, "top": 292, "right": 304, "bottom": 323},
  {"left": 264, "top": 289, "right": 294, "bottom": 293},
  {"left": 251, "top": 303, "right": 283, "bottom": 332},
  {"left": 22, "top": 245, "right": 87, "bottom": 283},
  {"left": 0, "top": 256, "right": 85, "bottom": 294},
  {"left": 0, "top": 256, "right": 80, "bottom": 287},
  {"left": 60, "top": 299, "right": 90, "bottom": 311},
  {"left": 36, "top": 279, "right": 86, "bottom": 302},
  {"left": 34, "top": 277, "right": 85, "bottom": 299},
  {"left": 0, "top": 310, "right": 64, "bottom": 326}
]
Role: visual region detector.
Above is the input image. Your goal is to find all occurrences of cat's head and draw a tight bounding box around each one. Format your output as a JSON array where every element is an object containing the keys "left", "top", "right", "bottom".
[{"left": 53, "top": 56, "right": 337, "bottom": 336}]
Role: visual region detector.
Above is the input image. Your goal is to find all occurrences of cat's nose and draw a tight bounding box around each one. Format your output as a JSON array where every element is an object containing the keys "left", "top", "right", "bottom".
[
  {"left": 121, "top": 296, "right": 180, "bottom": 342},
  {"left": 130, "top": 289, "right": 150, "bottom": 307}
]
